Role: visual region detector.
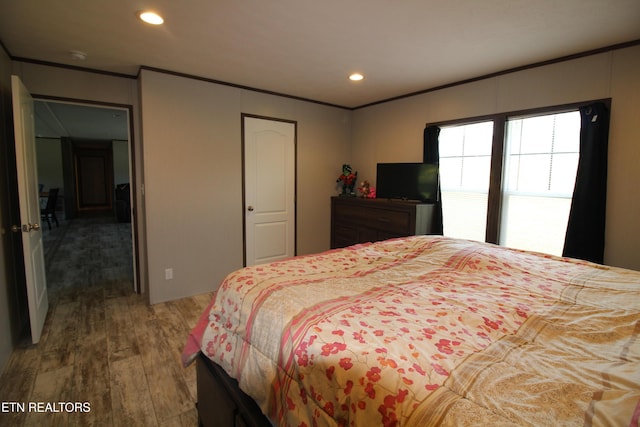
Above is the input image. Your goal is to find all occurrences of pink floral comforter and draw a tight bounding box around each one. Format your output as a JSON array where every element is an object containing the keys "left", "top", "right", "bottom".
[{"left": 183, "top": 236, "right": 640, "bottom": 426}]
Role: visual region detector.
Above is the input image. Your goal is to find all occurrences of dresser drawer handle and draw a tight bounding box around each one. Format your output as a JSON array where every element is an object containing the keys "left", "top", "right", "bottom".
[{"left": 377, "top": 217, "right": 390, "bottom": 223}]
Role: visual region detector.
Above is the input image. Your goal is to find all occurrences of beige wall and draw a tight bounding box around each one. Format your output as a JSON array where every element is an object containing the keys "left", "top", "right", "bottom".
[
  {"left": 352, "top": 45, "right": 640, "bottom": 271},
  {"left": 140, "top": 69, "right": 351, "bottom": 303}
]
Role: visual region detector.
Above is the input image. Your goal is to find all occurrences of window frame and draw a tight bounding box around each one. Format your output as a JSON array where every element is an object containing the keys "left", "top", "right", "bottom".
[{"left": 429, "top": 98, "right": 611, "bottom": 245}]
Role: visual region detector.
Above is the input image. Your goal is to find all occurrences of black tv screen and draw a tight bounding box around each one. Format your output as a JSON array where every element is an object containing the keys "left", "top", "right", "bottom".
[{"left": 376, "top": 162, "right": 439, "bottom": 202}]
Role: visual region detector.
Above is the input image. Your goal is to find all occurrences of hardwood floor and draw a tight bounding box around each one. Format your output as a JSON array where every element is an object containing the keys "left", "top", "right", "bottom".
[{"left": 0, "top": 217, "right": 214, "bottom": 426}]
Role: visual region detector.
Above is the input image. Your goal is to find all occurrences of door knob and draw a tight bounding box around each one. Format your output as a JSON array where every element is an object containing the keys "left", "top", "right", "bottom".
[
  {"left": 10, "top": 223, "right": 39, "bottom": 232},
  {"left": 247, "top": 206, "right": 254, "bottom": 211}
]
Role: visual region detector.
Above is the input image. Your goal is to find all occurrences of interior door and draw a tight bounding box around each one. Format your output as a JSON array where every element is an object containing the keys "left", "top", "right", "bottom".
[
  {"left": 11, "top": 75, "right": 49, "bottom": 344},
  {"left": 74, "top": 144, "right": 113, "bottom": 213},
  {"left": 243, "top": 116, "right": 296, "bottom": 266}
]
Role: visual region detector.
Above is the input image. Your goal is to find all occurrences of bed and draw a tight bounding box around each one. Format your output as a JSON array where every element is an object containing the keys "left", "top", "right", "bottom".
[{"left": 182, "top": 235, "right": 640, "bottom": 426}]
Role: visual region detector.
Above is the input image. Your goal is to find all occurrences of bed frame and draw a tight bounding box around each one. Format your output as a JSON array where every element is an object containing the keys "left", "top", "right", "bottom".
[{"left": 196, "top": 353, "right": 272, "bottom": 427}]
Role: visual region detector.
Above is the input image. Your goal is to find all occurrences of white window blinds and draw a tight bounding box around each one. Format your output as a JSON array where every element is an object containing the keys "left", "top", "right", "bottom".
[{"left": 500, "top": 111, "right": 580, "bottom": 255}]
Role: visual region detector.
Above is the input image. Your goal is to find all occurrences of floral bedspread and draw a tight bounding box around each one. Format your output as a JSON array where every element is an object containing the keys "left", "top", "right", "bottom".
[{"left": 183, "top": 236, "right": 640, "bottom": 426}]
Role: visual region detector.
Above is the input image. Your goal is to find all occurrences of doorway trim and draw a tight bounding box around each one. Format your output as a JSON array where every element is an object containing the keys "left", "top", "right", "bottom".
[{"left": 32, "top": 94, "right": 141, "bottom": 293}]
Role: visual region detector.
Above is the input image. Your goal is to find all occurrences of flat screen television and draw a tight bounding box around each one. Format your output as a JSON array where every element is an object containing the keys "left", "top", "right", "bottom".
[{"left": 376, "top": 162, "right": 439, "bottom": 203}]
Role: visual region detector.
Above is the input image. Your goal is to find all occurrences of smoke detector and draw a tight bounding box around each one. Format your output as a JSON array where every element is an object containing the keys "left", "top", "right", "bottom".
[{"left": 70, "top": 50, "right": 87, "bottom": 61}]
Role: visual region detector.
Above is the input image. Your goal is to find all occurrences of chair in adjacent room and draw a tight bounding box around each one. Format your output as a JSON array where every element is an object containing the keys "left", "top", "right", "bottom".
[{"left": 41, "top": 188, "right": 60, "bottom": 230}]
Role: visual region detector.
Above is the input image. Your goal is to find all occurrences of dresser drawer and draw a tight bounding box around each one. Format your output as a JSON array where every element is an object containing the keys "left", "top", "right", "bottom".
[
  {"left": 333, "top": 224, "right": 358, "bottom": 248},
  {"left": 334, "top": 203, "right": 412, "bottom": 233}
]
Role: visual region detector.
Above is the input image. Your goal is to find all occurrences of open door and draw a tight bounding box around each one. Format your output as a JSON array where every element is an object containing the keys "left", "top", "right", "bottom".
[{"left": 11, "top": 75, "right": 49, "bottom": 344}]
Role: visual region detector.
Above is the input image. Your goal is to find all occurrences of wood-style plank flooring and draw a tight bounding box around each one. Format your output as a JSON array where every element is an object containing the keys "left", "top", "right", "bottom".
[{"left": 0, "top": 218, "right": 214, "bottom": 426}]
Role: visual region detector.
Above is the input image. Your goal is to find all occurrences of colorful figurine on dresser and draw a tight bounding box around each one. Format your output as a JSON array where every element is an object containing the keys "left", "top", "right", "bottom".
[{"left": 336, "top": 164, "right": 358, "bottom": 196}]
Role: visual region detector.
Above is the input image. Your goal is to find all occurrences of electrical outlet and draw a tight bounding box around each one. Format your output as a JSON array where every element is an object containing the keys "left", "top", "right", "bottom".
[{"left": 165, "top": 268, "right": 173, "bottom": 280}]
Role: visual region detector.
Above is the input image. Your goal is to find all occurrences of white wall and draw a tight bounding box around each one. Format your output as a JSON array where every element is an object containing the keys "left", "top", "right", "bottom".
[
  {"left": 352, "top": 45, "right": 640, "bottom": 271},
  {"left": 140, "top": 70, "right": 351, "bottom": 303}
]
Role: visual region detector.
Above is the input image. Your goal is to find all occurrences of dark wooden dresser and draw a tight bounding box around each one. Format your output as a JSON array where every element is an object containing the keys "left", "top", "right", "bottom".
[{"left": 331, "top": 197, "right": 435, "bottom": 249}]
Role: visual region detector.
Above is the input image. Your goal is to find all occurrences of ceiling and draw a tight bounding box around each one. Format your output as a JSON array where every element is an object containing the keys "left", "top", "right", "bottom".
[{"left": 1, "top": 1, "right": 639, "bottom": 139}]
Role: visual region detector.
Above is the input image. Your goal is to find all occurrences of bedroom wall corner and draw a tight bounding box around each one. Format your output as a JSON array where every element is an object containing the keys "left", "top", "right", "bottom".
[
  {"left": 351, "top": 45, "right": 640, "bottom": 271},
  {"left": 291, "top": 101, "right": 352, "bottom": 256}
]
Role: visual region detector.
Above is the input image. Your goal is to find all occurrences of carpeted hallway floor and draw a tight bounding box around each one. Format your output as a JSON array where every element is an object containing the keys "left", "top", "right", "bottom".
[{"left": 0, "top": 216, "right": 213, "bottom": 426}]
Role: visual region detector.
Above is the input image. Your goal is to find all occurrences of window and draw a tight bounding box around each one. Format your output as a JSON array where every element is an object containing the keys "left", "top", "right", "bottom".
[
  {"left": 500, "top": 112, "right": 580, "bottom": 255},
  {"left": 439, "top": 122, "right": 493, "bottom": 242},
  {"left": 436, "top": 104, "right": 587, "bottom": 256}
]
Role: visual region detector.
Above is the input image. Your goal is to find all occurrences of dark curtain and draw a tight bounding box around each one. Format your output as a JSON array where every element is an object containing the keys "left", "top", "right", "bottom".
[
  {"left": 423, "top": 125, "right": 443, "bottom": 235},
  {"left": 562, "top": 102, "right": 610, "bottom": 263}
]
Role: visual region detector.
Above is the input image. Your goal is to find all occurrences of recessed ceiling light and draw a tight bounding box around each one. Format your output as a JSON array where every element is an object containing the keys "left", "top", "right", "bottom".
[
  {"left": 138, "top": 11, "right": 164, "bottom": 25},
  {"left": 349, "top": 73, "right": 364, "bottom": 81}
]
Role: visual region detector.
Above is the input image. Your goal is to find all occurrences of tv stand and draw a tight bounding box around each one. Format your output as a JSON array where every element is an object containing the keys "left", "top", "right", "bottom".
[{"left": 330, "top": 197, "right": 435, "bottom": 249}]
